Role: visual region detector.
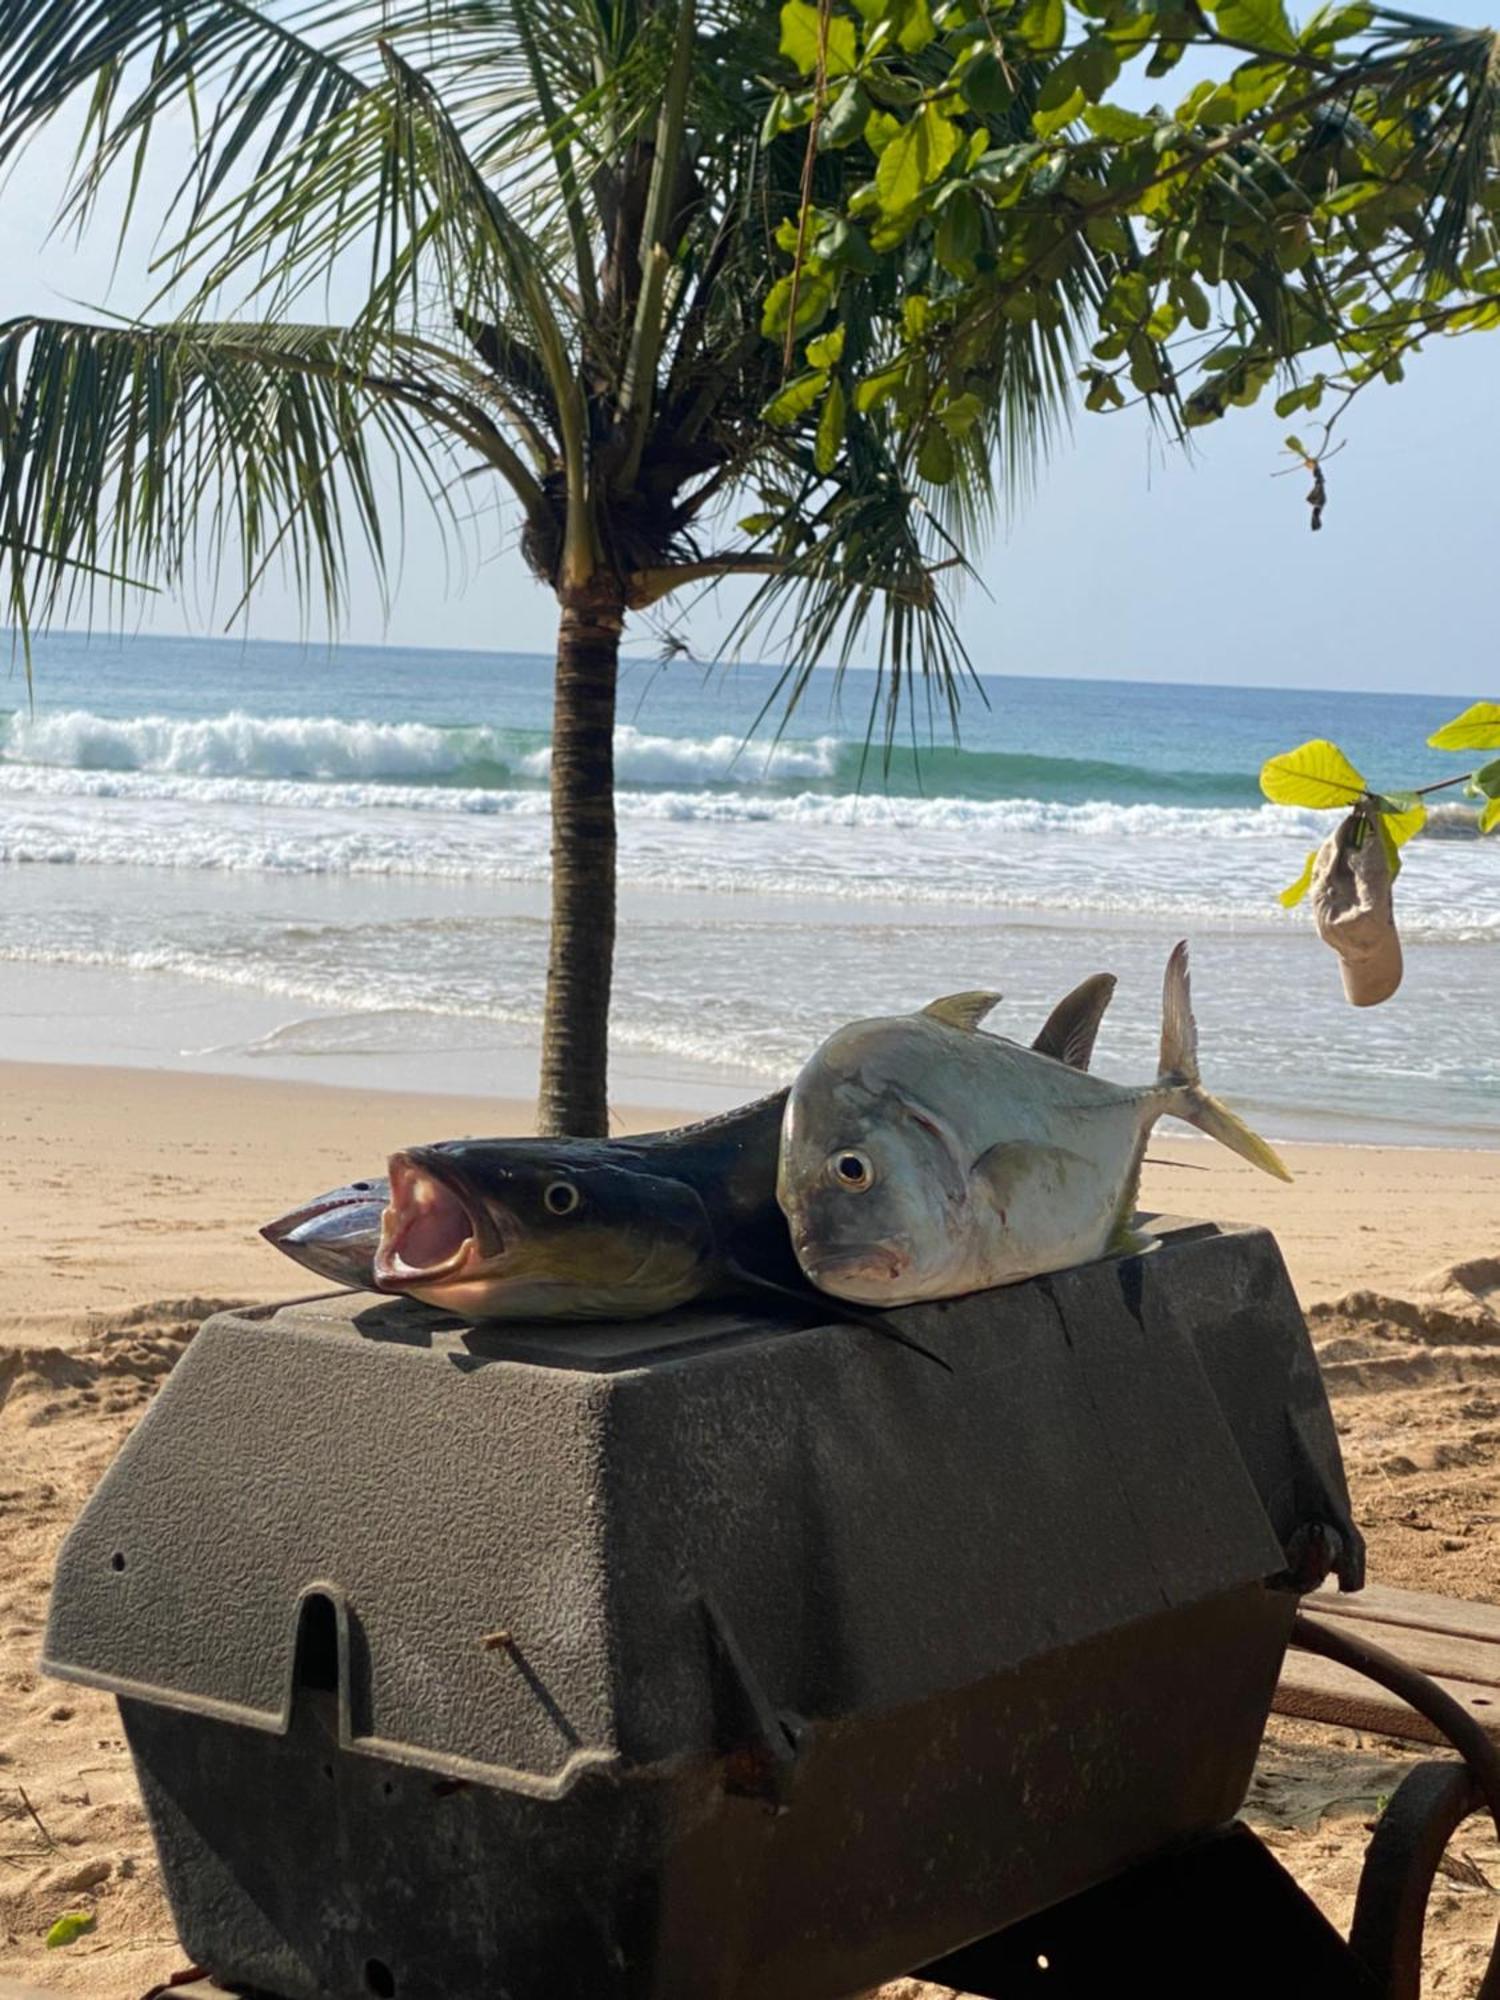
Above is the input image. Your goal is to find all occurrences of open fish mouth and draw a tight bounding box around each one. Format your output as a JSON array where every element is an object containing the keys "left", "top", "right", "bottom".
[{"left": 374, "top": 1151, "right": 502, "bottom": 1290}]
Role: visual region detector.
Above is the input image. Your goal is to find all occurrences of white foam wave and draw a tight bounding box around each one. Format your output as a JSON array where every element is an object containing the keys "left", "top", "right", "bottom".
[
  {"left": 0, "top": 757, "right": 1329, "bottom": 839},
  {"left": 0, "top": 708, "right": 842, "bottom": 788}
]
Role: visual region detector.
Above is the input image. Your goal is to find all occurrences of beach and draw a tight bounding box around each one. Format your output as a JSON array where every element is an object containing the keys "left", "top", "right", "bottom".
[{"left": 4, "top": 1060, "right": 1500, "bottom": 1996}]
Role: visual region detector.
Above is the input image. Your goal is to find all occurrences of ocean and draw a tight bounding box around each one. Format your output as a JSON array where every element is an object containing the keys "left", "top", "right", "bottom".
[{"left": 2, "top": 629, "right": 1496, "bottom": 1145}]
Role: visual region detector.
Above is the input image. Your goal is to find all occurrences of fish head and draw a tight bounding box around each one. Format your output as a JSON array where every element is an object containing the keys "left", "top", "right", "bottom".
[
  {"left": 260, "top": 1180, "right": 388, "bottom": 1289},
  {"left": 777, "top": 1022, "right": 974, "bottom": 1305},
  {"left": 373, "top": 1141, "right": 715, "bottom": 1320}
]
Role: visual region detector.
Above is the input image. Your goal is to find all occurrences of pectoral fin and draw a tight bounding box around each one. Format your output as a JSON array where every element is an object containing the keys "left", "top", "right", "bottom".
[{"left": 972, "top": 1140, "right": 1092, "bottom": 1213}]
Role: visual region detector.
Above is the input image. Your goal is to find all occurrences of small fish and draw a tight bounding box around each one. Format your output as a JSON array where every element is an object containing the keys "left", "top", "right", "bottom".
[
  {"left": 260, "top": 974, "right": 1118, "bottom": 1320},
  {"left": 777, "top": 942, "right": 1291, "bottom": 1307}
]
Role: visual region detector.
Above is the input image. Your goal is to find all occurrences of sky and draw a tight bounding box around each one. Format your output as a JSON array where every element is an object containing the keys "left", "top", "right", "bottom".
[{"left": 0, "top": 3, "right": 1496, "bottom": 696}]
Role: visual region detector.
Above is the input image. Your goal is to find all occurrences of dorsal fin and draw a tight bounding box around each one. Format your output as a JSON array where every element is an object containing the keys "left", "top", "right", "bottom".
[
  {"left": 1030, "top": 972, "right": 1118, "bottom": 1073},
  {"left": 921, "top": 990, "right": 1003, "bottom": 1032}
]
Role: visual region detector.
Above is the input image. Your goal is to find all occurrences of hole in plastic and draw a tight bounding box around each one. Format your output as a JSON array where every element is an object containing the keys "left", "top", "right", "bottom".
[{"left": 109, "top": 1552, "right": 126, "bottom": 1573}]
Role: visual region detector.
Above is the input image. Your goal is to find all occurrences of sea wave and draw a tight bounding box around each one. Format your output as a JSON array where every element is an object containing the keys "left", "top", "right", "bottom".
[
  {"left": 0, "top": 705, "right": 1268, "bottom": 804},
  {"left": 0, "top": 708, "right": 841, "bottom": 788},
  {"left": 0, "top": 757, "right": 1342, "bottom": 839}
]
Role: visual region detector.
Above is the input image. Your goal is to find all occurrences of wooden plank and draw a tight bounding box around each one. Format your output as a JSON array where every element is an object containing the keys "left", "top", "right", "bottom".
[
  {"left": 1311, "top": 1579, "right": 1500, "bottom": 1649},
  {"left": 1298, "top": 1614, "right": 1500, "bottom": 1693},
  {"left": 1275, "top": 1646, "right": 1500, "bottom": 1747}
]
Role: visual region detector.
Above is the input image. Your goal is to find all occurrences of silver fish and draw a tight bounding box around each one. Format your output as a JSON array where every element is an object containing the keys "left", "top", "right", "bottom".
[
  {"left": 777, "top": 942, "right": 1291, "bottom": 1307},
  {"left": 259, "top": 975, "right": 1120, "bottom": 1307}
]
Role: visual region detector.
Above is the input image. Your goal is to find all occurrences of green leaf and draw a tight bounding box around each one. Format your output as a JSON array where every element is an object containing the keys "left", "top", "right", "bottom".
[
  {"left": 1278, "top": 848, "right": 1318, "bottom": 908},
  {"left": 1033, "top": 86, "right": 1085, "bottom": 139},
  {"left": 780, "top": 1, "right": 859, "bottom": 77},
  {"left": 1260, "top": 739, "right": 1368, "bottom": 808},
  {"left": 1205, "top": 0, "right": 1298, "bottom": 55},
  {"left": 895, "top": 0, "right": 936, "bottom": 53},
  {"left": 938, "top": 389, "right": 985, "bottom": 435},
  {"left": 935, "top": 189, "right": 983, "bottom": 273},
  {"left": 875, "top": 103, "right": 961, "bottom": 212},
  {"left": 1015, "top": 0, "right": 1065, "bottom": 53},
  {"left": 854, "top": 362, "right": 907, "bottom": 411},
  {"left": 1481, "top": 797, "right": 1500, "bottom": 835},
  {"left": 1470, "top": 757, "right": 1500, "bottom": 799},
  {"left": 737, "top": 512, "right": 779, "bottom": 535},
  {"left": 806, "top": 324, "right": 847, "bottom": 367},
  {"left": 1374, "top": 791, "right": 1427, "bottom": 846},
  {"left": 815, "top": 375, "right": 847, "bottom": 475},
  {"left": 46, "top": 1913, "right": 96, "bottom": 1950},
  {"left": 761, "top": 271, "right": 834, "bottom": 337},
  {"left": 1083, "top": 103, "right": 1155, "bottom": 143},
  {"left": 917, "top": 422, "right": 956, "bottom": 483},
  {"left": 822, "top": 81, "right": 872, "bottom": 148},
  {"left": 761, "top": 368, "right": 829, "bottom": 425},
  {"left": 1428, "top": 701, "right": 1500, "bottom": 752},
  {"left": 961, "top": 50, "right": 1016, "bottom": 116}
]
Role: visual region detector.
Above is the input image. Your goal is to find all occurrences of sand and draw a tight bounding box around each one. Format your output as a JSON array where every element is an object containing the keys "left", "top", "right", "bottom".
[{"left": 3, "top": 1061, "right": 1500, "bottom": 1997}]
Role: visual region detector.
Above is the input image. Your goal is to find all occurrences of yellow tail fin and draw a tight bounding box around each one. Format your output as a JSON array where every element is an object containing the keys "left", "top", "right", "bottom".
[{"left": 1158, "top": 941, "right": 1293, "bottom": 1184}]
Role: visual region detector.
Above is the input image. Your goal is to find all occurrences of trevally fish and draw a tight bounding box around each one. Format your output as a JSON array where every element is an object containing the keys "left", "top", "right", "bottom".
[
  {"left": 777, "top": 942, "right": 1291, "bottom": 1308},
  {"left": 261, "top": 974, "right": 1118, "bottom": 1319}
]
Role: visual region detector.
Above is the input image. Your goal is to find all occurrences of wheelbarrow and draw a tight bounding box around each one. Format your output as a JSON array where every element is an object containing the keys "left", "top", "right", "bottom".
[{"left": 39, "top": 1219, "right": 1500, "bottom": 2000}]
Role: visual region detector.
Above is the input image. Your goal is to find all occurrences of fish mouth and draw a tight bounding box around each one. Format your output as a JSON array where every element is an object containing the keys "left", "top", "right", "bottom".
[
  {"left": 374, "top": 1151, "right": 503, "bottom": 1291},
  {"left": 797, "top": 1240, "right": 913, "bottom": 1302},
  {"left": 261, "top": 1188, "right": 381, "bottom": 1250}
]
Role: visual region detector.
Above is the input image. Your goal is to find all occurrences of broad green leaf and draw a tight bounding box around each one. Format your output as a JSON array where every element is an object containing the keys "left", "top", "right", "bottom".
[
  {"left": 935, "top": 189, "right": 982, "bottom": 273},
  {"left": 761, "top": 271, "right": 834, "bottom": 337},
  {"left": 1083, "top": 103, "right": 1155, "bottom": 143},
  {"left": 875, "top": 104, "right": 961, "bottom": 212},
  {"left": 1278, "top": 848, "right": 1318, "bottom": 908},
  {"left": 46, "top": 1913, "right": 96, "bottom": 1950},
  {"left": 806, "top": 324, "right": 846, "bottom": 367},
  {"left": 1482, "top": 797, "right": 1500, "bottom": 834},
  {"left": 737, "top": 512, "right": 779, "bottom": 535},
  {"left": 1206, "top": 0, "right": 1298, "bottom": 54},
  {"left": 1374, "top": 791, "right": 1427, "bottom": 846},
  {"left": 1033, "top": 87, "right": 1085, "bottom": 139},
  {"left": 938, "top": 389, "right": 985, "bottom": 435},
  {"left": 1015, "top": 0, "right": 1064, "bottom": 53},
  {"left": 1260, "top": 739, "right": 1368, "bottom": 808},
  {"left": 854, "top": 362, "right": 907, "bottom": 412},
  {"left": 1470, "top": 757, "right": 1500, "bottom": 799},
  {"left": 815, "top": 376, "right": 847, "bottom": 475},
  {"left": 917, "top": 422, "right": 956, "bottom": 484},
  {"left": 961, "top": 50, "right": 1016, "bottom": 116},
  {"left": 895, "top": 0, "right": 936, "bottom": 53},
  {"left": 761, "top": 368, "right": 829, "bottom": 425},
  {"left": 779, "top": 0, "right": 859, "bottom": 76},
  {"left": 1428, "top": 701, "right": 1500, "bottom": 751},
  {"left": 822, "top": 81, "right": 871, "bottom": 148}
]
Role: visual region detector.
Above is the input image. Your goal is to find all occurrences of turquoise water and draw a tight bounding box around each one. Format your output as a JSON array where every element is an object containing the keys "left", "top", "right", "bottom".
[{"left": 1, "top": 629, "right": 1496, "bottom": 1142}]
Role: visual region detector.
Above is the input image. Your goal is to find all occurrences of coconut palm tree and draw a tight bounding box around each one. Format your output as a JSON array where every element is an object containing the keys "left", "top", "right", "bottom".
[{"left": 0, "top": 0, "right": 1082, "bottom": 1133}]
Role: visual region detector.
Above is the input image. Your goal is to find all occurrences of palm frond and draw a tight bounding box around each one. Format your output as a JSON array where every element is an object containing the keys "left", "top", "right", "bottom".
[{"left": 0, "top": 314, "right": 488, "bottom": 634}]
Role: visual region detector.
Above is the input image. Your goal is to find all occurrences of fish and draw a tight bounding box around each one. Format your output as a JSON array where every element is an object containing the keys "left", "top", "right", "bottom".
[
  {"left": 776, "top": 942, "right": 1291, "bottom": 1308},
  {"left": 260, "top": 973, "right": 1119, "bottom": 1320}
]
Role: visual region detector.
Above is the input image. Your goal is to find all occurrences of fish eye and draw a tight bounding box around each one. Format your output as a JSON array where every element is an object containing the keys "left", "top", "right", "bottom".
[
  {"left": 829, "top": 1149, "right": 874, "bottom": 1192},
  {"left": 543, "top": 1180, "right": 581, "bottom": 1216}
]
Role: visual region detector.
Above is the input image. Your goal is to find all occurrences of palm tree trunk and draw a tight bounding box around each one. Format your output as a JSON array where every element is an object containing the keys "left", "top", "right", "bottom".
[{"left": 538, "top": 581, "right": 624, "bottom": 1136}]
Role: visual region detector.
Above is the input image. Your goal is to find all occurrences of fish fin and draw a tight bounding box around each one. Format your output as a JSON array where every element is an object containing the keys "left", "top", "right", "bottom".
[
  {"left": 721, "top": 1260, "right": 953, "bottom": 1374},
  {"left": 1030, "top": 972, "right": 1117, "bottom": 1072},
  {"left": 972, "top": 1141, "right": 1090, "bottom": 1212},
  {"left": 1158, "top": 941, "right": 1294, "bottom": 1184},
  {"left": 1108, "top": 1217, "right": 1159, "bottom": 1258},
  {"left": 921, "top": 990, "right": 1003, "bottom": 1033}
]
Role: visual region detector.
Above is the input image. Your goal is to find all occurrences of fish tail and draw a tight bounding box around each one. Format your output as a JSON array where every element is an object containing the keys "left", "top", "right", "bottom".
[{"left": 1157, "top": 941, "right": 1294, "bottom": 1184}]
